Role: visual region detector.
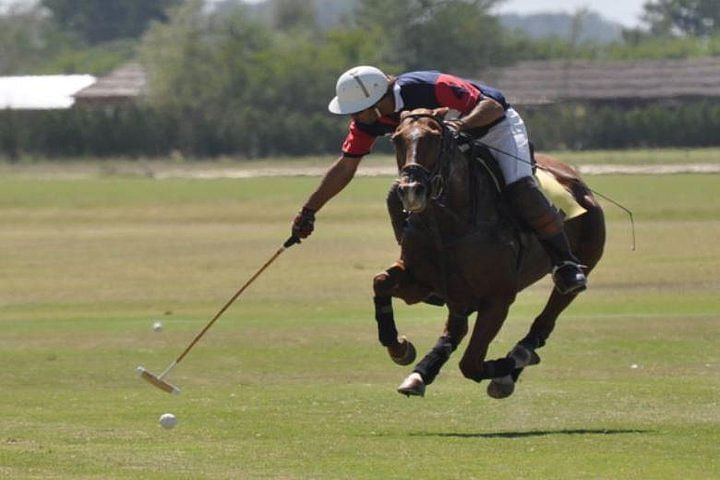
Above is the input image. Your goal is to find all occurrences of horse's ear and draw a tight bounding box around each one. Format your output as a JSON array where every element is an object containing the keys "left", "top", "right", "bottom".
[{"left": 432, "top": 107, "right": 450, "bottom": 120}]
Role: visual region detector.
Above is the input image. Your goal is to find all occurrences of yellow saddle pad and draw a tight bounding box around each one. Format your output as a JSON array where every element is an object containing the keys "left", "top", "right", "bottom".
[{"left": 535, "top": 169, "right": 587, "bottom": 220}]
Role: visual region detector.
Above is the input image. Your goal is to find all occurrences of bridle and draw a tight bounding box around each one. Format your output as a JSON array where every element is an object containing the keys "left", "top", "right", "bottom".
[
  {"left": 396, "top": 113, "right": 455, "bottom": 202},
  {"left": 394, "top": 112, "right": 459, "bottom": 298}
]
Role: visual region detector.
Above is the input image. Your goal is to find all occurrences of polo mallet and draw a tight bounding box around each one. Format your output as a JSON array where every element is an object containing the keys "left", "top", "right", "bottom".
[{"left": 137, "top": 235, "right": 301, "bottom": 394}]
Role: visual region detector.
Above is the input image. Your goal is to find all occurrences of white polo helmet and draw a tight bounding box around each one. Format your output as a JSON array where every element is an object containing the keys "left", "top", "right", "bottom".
[{"left": 328, "top": 65, "right": 389, "bottom": 115}]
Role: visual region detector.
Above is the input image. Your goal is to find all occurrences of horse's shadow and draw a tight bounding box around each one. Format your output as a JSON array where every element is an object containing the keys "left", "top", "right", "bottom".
[{"left": 409, "top": 428, "right": 649, "bottom": 439}]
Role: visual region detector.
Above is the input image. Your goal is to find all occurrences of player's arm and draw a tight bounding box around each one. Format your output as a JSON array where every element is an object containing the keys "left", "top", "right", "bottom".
[
  {"left": 304, "top": 155, "right": 361, "bottom": 212},
  {"left": 292, "top": 118, "right": 374, "bottom": 239},
  {"left": 434, "top": 74, "right": 505, "bottom": 131},
  {"left": 450, "top": 97, "right": 505, "bottom": 131},
  {"left": 291, "top": 155, "right": 361, "bottom": 239}
]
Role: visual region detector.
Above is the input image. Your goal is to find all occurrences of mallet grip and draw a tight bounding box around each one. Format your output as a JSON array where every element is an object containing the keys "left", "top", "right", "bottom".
[{"left": 284, "top": 235, "right": 301, "bottom": 248}]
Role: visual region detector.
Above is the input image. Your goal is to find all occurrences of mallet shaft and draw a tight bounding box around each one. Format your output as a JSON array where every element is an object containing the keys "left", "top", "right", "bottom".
[
  {"left": 174, "top": 237, "right": 298, "bottom": 365},
  {"left": 138, "top": 235, "right": 299, "bottom": 394}
]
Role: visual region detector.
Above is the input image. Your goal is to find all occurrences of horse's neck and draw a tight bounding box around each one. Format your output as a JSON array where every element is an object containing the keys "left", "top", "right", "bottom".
[
  {"left": 410, "top": 151, "right": 505, "bottom": 241},
  {"left": 445, "top": 151, "right": 503, "bottom": 226}
]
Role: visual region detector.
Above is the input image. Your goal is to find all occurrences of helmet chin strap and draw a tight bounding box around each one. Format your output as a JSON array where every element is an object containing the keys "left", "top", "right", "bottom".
[{"left": 373, "top": 107, "right": 382, "bottom": 118}]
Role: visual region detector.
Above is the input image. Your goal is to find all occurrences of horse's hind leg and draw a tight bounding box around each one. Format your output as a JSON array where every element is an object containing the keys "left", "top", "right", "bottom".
[
  {"left": 491, "top": 206, "right": 606, "bottom": 398},
  {"left": 519, "top": 204, "right": 605, "bottom": 362},
  {"left": 481, "top": 288, "right": 581, "bottom": 398},
  {"left": 397, "top": 310, "right": 469, "bottom": 397},
  {"left": 520, "top": 289, "right": 580, "bottom": 352}
]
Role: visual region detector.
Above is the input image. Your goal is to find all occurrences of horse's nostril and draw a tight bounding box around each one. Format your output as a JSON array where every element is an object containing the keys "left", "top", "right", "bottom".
[{"left": 398, "top": 182, "right": 427, "bottom": 198}]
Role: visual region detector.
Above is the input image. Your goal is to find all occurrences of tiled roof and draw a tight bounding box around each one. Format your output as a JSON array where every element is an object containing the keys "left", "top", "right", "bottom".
[
  {"left": 490, "top": 57, "right": 720, "bottom": 105},
  {"left": 73, "top": 63, "right": 146, "bottom": 104}
]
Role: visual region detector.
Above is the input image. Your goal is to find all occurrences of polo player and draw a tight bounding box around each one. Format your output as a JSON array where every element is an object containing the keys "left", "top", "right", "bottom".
[{"left": 291, "top": 66, "right": 587, "bottom": 295}]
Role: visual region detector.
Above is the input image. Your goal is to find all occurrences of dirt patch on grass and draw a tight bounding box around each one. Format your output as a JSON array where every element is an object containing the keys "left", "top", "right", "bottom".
[
  {"left": 3, "top": 161, "right": 720, "bottom": 180},
  {"left": 579, "top": 164, "right": 720, "bottom": 175},
  {"left": 152, "top": 163, "right": 720, "bottom": 178}
]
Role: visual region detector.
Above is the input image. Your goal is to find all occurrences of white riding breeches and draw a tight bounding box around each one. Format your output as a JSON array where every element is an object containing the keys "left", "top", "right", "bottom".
[{"left": 479, "top": 107, "right": 533, "bottom": 185}]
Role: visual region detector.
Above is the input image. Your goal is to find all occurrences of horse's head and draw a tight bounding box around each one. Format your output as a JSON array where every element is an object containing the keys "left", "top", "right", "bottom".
[{"left": 392, "top": 107, "right": 451, "bottom": 213}]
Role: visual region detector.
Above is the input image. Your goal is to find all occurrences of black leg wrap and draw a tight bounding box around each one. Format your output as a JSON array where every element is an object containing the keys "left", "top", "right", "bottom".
[
  {"left": 519, "top": 335, "right": 546, "bottom": 351},
  {"left": 374, "top": 296, "right": 398, "bottom": 347},
  {"left": 413, "top": 335, "right": 456, "bottom": 386},
  {"left": 480, "top": 357, "right": 516, "bottom": 379}
]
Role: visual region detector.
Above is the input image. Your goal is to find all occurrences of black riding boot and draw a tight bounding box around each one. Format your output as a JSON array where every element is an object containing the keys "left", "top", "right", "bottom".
[
  {"left": 504, "top": 177, "right": 587, "bottom": 294},
  {"left": 542, "top": 231, "right": 587, "bottom": 294}
]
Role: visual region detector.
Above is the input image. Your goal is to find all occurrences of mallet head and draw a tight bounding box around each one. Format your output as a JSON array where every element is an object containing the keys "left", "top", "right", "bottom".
[{"left": 136, "top": 366, "right": 181, "bottom": 395}]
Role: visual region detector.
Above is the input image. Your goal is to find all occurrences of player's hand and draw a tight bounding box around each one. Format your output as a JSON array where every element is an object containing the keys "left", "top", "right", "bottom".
[
  {"left": 443, "top": 119, "right": 465, "bottom": 132},
  {"left": 292, "top": 207, "right": 316, "bottom": 239}
]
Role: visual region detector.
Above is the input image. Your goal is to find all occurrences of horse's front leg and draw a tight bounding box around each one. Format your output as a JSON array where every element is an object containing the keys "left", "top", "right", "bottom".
[
  {"left": 373, "top": 262, "right": 431, "bottom": 366},
  {"left": 457, "top": 297, "right": 516, "bottom": 383},
  {"left": 397, "top": 309, "right": 469, "bottom": 397}
]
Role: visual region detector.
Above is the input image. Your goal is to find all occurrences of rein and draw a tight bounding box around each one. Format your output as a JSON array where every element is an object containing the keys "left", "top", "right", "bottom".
[
  {"left": 395, "top": 113, "right": 463, "bottom": 300},
  {"left": 397, "top": 113, "right": 483, "bottom": 228}
]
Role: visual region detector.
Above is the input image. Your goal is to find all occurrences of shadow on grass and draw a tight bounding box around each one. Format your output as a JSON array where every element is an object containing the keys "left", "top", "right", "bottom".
[{"left": 409, "top": 429, "right": 650, "bottom": 439}]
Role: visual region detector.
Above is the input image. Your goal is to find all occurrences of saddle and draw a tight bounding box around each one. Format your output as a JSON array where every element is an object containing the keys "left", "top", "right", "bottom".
[
  {"left": 468, "top": 141, "right": 586, "bottom": 222},
  {"left": 462, "top": 142, "right": 587, "bottom": 275}
]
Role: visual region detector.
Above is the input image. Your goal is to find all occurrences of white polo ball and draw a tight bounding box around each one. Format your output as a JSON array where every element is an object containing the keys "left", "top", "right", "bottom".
[
  {"left": 159, "top": 413, "right": 177, "bottom": 429},
  {"left": 152, "top": 321, "right": 163, "bottom": 332}
]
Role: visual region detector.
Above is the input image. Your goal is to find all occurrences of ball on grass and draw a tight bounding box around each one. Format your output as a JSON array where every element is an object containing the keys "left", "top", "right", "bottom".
[
  {"left": 159, "top": 413, "right": 177, "bottom": 429},
  {"left": 152, "top": 321, "right": 163, "bottom": 332}
]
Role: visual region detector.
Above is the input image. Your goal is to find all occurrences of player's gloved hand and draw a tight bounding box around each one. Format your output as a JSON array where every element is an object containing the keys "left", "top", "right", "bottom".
[
  {"left": 444, "top": 120, "right": 473, "bottom": 152},
  {"left": 292, "top": 207, "right": 316, "bottom": 239},
  {"left": 443, "top": 119, "right": 465, "bottom": 133}
]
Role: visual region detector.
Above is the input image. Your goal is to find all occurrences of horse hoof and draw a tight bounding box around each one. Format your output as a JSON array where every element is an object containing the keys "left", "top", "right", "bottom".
[
  {"left": 487, "top": 375, "right": 515, "bottom": 399},
  {"left": 388, "top": 336, "right": 417, "bottom": 366},
  {"left": 397, "top": 372, "right": 425, "bottom": 397}
]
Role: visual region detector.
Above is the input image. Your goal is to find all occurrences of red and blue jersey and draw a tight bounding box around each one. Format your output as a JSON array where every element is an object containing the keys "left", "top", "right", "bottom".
[{"left": 341, "top": 71, "right": 509, "bottom": 158}]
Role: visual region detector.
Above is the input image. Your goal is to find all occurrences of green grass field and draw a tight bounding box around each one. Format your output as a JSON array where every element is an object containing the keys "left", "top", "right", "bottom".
[{"left": 0, "top": 161, "right": 719, "bottom": 478}]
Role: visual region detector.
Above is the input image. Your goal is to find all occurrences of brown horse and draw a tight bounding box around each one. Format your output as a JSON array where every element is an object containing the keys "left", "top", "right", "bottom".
[{"left": 372, "top": 108, "right": 606, "bottom": 398}]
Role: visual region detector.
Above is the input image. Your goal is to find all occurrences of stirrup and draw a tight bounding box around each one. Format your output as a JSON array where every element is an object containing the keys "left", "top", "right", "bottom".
[{"left": 552, "top": 261, "right": 587, "bottom": 295}]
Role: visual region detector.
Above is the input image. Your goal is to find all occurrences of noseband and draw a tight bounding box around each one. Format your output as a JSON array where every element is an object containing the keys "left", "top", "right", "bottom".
[{"left": 397, "top": 113, "right": 455, "bottom": 201}]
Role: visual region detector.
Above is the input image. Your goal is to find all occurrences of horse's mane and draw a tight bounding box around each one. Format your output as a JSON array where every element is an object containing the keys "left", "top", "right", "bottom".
[{"left": 447, "top": 136, "right": 509, "bottom": 229}]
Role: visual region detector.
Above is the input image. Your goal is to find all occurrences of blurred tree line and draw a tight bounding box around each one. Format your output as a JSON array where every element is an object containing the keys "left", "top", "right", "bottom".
[{"left": 1, "top": 0, "right": 719, "bottom": 159}]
